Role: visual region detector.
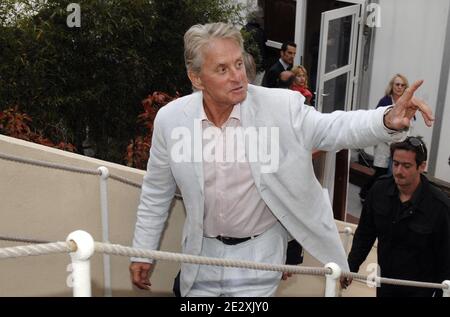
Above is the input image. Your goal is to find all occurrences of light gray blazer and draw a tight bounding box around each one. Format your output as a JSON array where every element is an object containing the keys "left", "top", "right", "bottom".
[{"left": 132, "top": 84, "right": 405, "bottom": 296}]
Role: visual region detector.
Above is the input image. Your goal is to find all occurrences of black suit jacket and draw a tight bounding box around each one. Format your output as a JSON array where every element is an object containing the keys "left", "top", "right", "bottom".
[{"left": 262, "top": 60, "right": 289, "bottom": 88}]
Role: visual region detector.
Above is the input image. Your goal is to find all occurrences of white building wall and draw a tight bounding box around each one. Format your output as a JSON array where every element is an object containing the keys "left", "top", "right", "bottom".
[
  {"left": 436, "top": 66, "right": 450, "bottom": 182},
  {"left": 368, "top": 0, "right": 449, "bottom": 174}
]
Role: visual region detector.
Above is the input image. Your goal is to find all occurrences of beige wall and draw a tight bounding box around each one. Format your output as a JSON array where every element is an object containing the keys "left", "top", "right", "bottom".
[{"left": 0, "top": 135, "right": 375, "bottom": 297}]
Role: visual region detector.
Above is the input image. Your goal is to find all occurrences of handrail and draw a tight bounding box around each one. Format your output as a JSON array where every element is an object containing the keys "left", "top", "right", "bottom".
[
  {"left": 0, "top": 231, "right": 448, "bottom": 297},
  {"left": 0, "top": 151, "right": 182, "bottom": 199}
]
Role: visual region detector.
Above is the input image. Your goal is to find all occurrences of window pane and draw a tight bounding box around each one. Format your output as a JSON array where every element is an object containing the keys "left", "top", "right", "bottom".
[
  {"left": 325, "top": 16, "right": 352, "bottom": 73},
  {"left": 322, "top": 73, "right": 348, "bottom": 113}
]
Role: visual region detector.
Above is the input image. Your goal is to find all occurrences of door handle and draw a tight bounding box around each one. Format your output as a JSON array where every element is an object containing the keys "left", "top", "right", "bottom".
[{"left": 321, "top": 93, "right": 330, "bottom": 97}]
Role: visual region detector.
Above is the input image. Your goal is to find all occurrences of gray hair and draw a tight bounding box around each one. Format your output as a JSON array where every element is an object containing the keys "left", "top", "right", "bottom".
[{"left": 184, "top": 22, "right": 244, "bottom": 73}]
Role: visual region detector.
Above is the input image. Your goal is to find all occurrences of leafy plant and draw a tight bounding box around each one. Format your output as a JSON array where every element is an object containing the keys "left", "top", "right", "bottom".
[
  {"left": 0, "top": 106, "right": 76, "bottom": 152},
  {"left": 125, "top": 91, "right": 178, "bottom": 169},
  {"left": 0, "top": 0, "right": 243, "bottom": 164}
]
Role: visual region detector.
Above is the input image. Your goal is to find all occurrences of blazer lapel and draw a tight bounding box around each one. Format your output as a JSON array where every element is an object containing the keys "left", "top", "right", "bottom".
[
  {"left": 181, "top": 92, "right": 204, "bottom": 194},
  {"left": 241, "top": 91, "right": 262, "bottom": 189}
]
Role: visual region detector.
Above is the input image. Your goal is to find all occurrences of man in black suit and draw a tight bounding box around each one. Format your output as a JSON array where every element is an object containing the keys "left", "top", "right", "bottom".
[{"left": 262, "top": 42, "right": 297, "bottom": 88}]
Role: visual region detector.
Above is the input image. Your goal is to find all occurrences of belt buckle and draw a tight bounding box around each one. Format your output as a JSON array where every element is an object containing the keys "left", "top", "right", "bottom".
[
  {"left": 217, "top": 236, "right": 232, "bottom": 244},
  {"left": 216, "top": 235, "right": 253, "bottom": 245}
]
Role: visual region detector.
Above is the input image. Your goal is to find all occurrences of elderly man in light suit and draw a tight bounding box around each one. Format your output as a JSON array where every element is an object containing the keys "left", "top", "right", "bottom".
[{"left": 130, "top": 23, "right": 433, "bottom": 297}]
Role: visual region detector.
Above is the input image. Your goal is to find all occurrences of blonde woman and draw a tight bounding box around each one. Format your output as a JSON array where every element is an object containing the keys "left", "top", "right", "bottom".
[
  {"left": 291, "top": 65, "right": 313, "bottom": 105},
  {"left": 381, "top": 73, "right": 409, "bottom": 107},
  {"left": 360, "top": 74, "right": 410, "bottom": 202}
]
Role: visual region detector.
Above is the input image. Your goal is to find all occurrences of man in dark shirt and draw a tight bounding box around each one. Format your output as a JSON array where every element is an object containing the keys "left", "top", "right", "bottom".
[
  {"left": 277, "top": 70, "right": 295, "bottom": 89},
  {"left": 342, "top": 137, "right": 450, "bottom": 296},
  {"left": 262, "top": 42, "right": 296, "bottom": 88}
]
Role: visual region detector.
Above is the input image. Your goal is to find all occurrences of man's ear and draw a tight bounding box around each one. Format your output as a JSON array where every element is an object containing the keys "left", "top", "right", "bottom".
[
  {"left": 419, "top": 161, "right": 427, "bottom": 173},
  {"left": 188, "top": 70, "right": 203, "bottom": 90}
]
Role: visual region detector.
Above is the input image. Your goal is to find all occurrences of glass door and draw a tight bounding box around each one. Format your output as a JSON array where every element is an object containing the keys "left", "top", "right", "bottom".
[
  {"left": 315, "top": 4, "right": 363, "bottom": 219},
  {"left": 316, "top": 4, "right": 360, "bottom": 113}
]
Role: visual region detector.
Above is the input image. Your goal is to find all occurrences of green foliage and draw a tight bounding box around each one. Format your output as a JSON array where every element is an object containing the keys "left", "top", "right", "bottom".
[
  {"left": 241, "top": 28, "right": 263, "bottom": 72},
  {"left": 0, "top": 0, "right": 243, "bottom": 163}
]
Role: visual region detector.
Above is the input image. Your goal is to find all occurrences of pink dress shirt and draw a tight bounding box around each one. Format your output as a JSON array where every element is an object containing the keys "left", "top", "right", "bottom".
[{"left": 201, "top": 104, "right": 278, "bottom": 238}]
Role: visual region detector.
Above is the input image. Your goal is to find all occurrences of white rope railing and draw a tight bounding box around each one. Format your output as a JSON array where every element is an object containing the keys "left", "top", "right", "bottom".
[
  {"left": 0, "top": 151, "right": 183, "bottom": 199},
  {"left": 109, "top": 174, "right": 141, "bottom": 188},
  {"left": 340, "top": 271, "right": 446, "bottom": 289},
  {"left": 0, "top": 235, "right": 51, "bottom": 244},
  {"left": 93, "top": 241, "right": 330, "bottom": 276},
  {"left": 0, "top": 241, "right": 75, "bottom": 259},
  {"left": 0, "top": 231, "right": 448, "bottom": 297},
  {"left": 0, "top": 152, "right": 100, "bottom": 176}
]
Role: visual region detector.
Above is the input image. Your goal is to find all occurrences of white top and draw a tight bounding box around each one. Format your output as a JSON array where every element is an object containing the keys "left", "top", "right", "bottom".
[{"left": 201, "top": 104, "right": 277, "bottom": 238}]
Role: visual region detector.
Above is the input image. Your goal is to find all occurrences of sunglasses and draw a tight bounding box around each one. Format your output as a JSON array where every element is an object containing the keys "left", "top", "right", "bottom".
[{"left": 406, "top": 137, "right": 425, "bottom": 156}]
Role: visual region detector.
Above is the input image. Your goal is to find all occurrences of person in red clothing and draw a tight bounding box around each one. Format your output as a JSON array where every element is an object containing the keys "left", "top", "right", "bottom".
[{"left": 291, "top": 65, "right": 313, "bottom": 106}]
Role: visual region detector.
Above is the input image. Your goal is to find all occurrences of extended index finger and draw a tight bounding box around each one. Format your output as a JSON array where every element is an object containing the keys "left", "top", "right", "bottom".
[{"left": 403, "top": 79, "right": 424, "bottom": 100}]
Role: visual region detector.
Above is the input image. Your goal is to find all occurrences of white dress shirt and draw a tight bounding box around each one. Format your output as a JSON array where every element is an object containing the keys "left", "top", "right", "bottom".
[{"left": 201, "top": 104, "right": 278, "bottom": 238}]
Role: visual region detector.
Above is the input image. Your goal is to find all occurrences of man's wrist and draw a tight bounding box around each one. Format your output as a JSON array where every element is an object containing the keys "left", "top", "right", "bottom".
[
  {"left": 382, "top": 106, "right": 408, "bottom": 133},
  {"left": 383, "top": 106, "right": 394, "bottom": 130}
]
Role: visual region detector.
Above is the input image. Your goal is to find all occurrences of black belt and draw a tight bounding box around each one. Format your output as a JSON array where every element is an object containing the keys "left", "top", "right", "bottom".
[{"left": 215, "top": 235, "right": 258, "bottom": 245}]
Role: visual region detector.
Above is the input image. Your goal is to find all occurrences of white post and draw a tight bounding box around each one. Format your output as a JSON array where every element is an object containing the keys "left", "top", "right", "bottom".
[
  {"left": 343, "top": 226, "right": 353, "bottom": 255},
  {"left": 97, "top": 166, "right": 112, "bottom": 297},
  {"left": 443, "top": 280, "right": 450, "bottom": 297},
  {"left": 324, "top": 262, "right": 342, "bottom": 297},
  {"left": 67, "top": 230, "right": 94, "bottom": 297}
]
